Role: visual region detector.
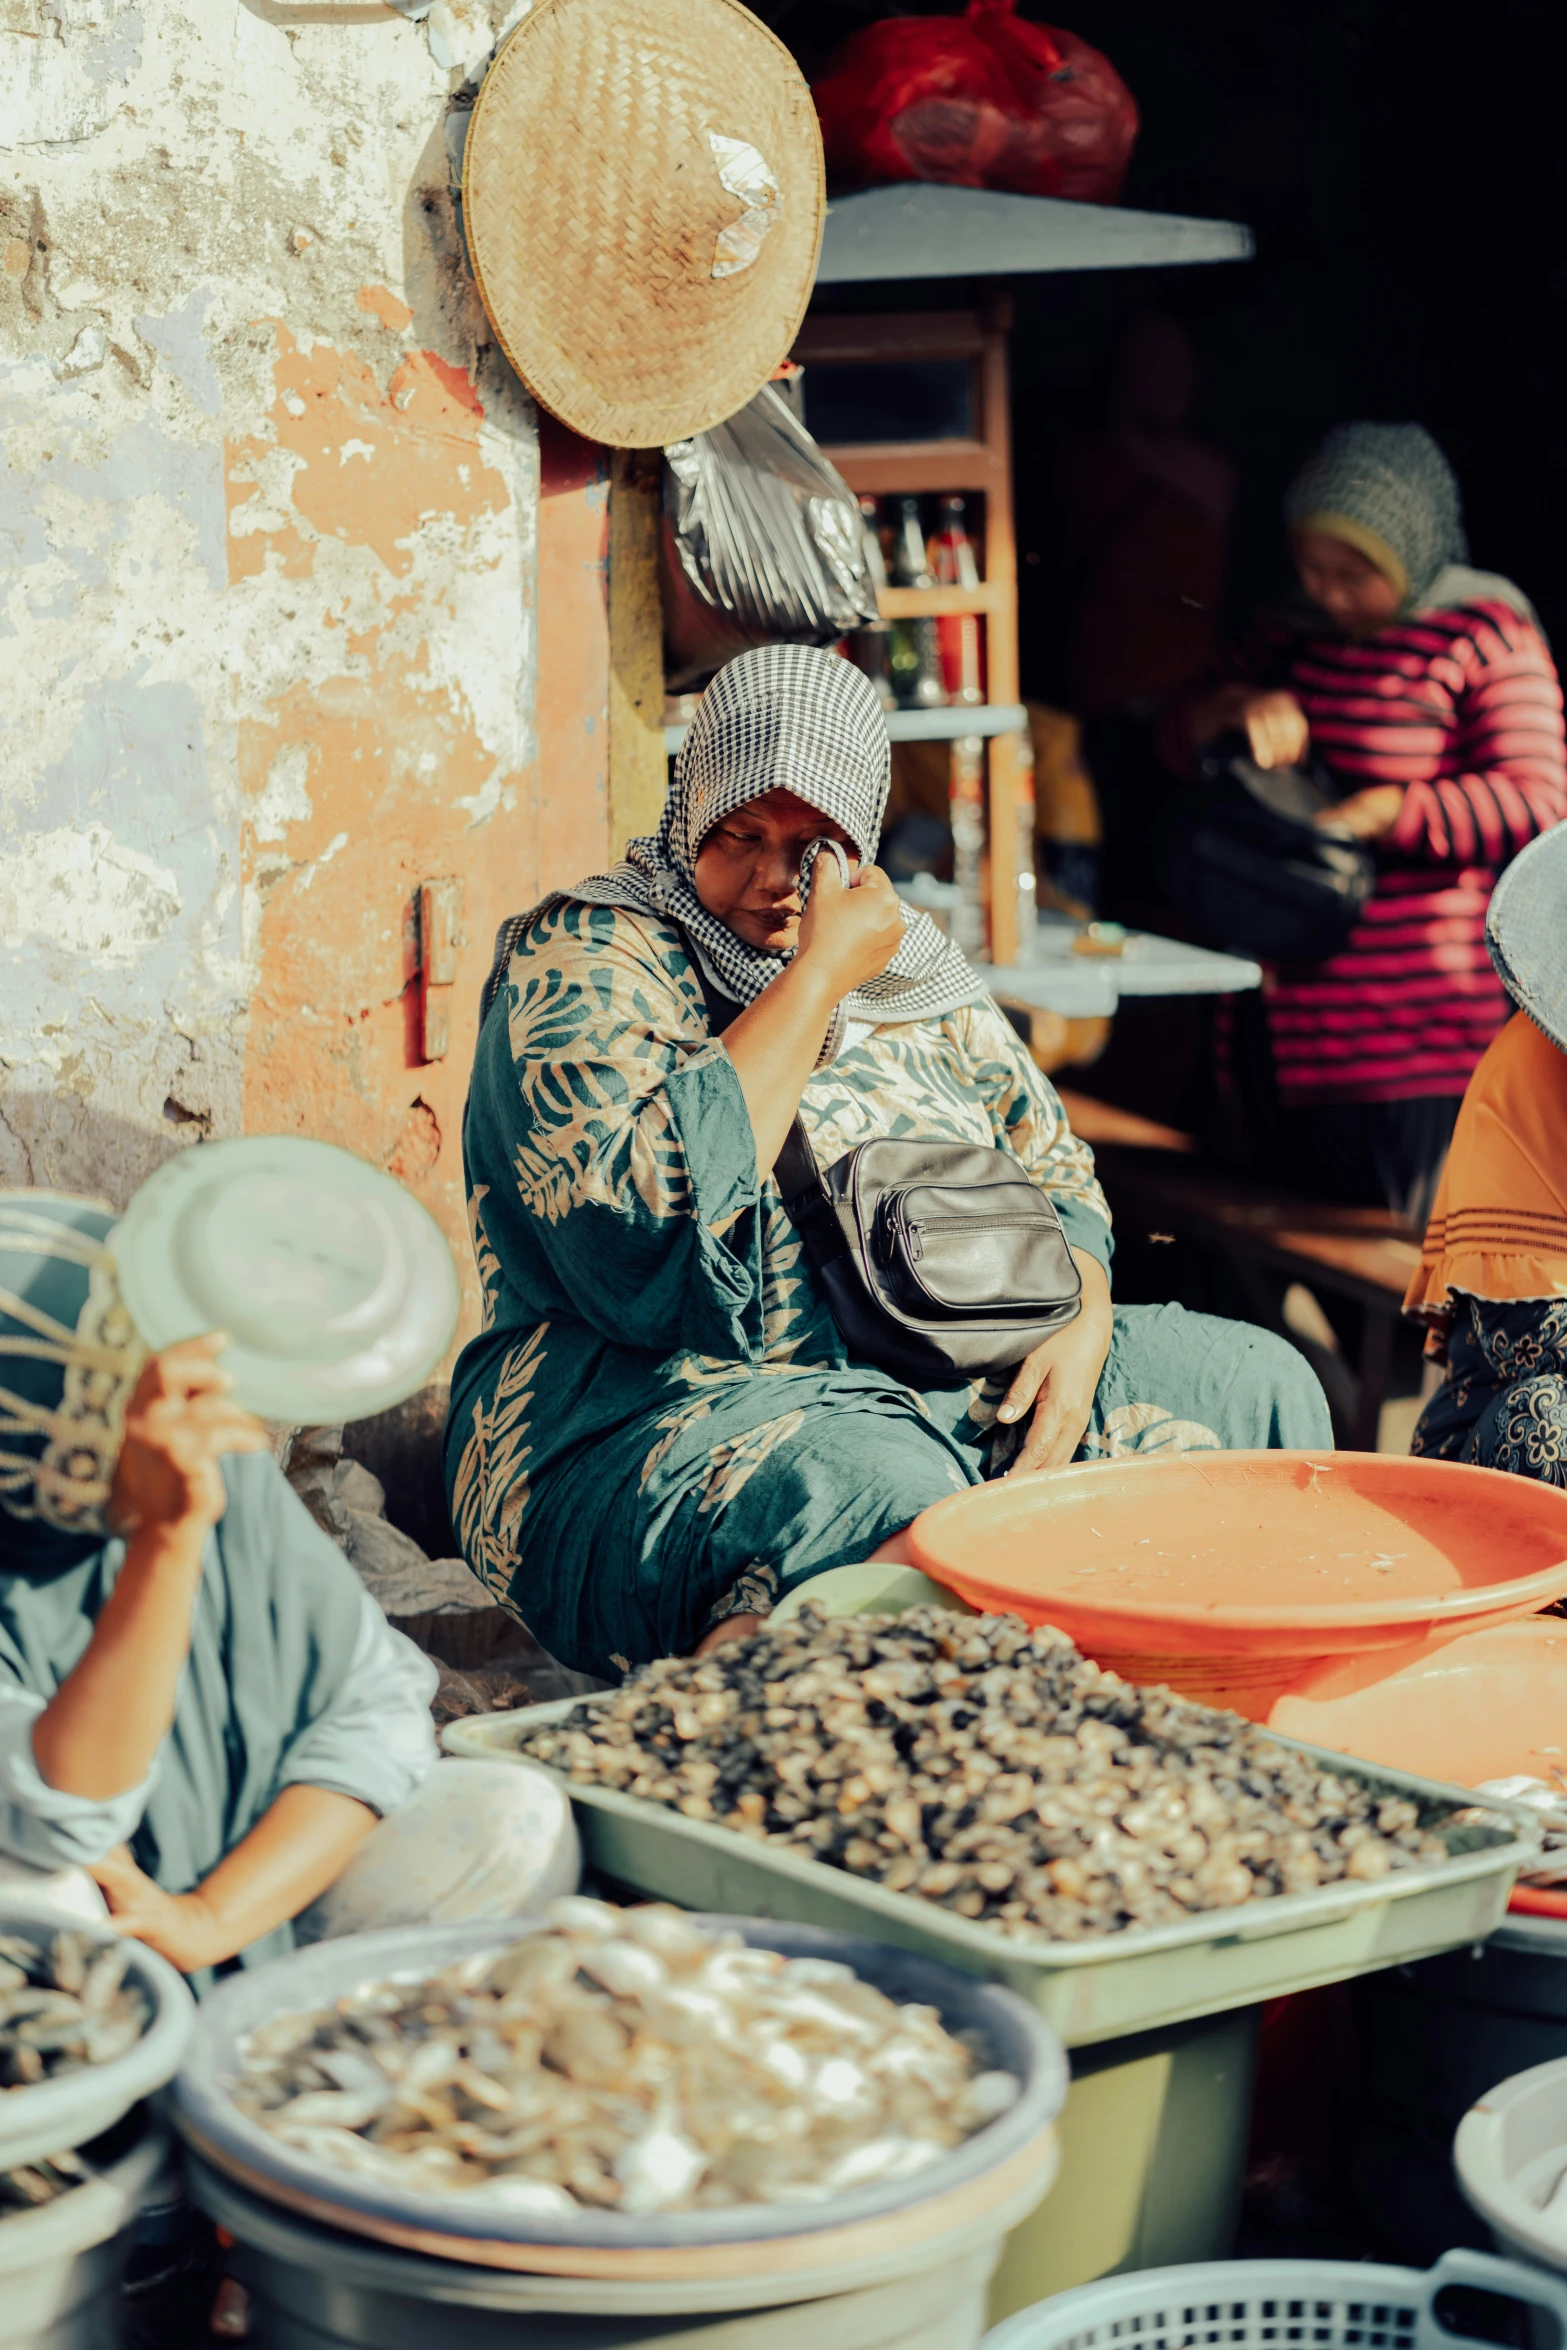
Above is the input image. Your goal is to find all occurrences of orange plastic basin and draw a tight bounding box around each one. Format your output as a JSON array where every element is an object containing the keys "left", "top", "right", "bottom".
[
  {"left": 1268, "top": 1614, "right": 1567, "bottom": 1919},
  {"left": 1269, "top": 1617, "right": 1567, "bottom": 1787},
  {"left": 906, "top": 1451, "right": 1567, "bottom": 1719}
]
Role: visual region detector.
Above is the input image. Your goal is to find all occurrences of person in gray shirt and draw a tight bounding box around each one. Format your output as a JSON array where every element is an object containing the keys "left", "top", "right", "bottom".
[{"left": 0, "top": 1190, "right": 572, "bottom": 1989}]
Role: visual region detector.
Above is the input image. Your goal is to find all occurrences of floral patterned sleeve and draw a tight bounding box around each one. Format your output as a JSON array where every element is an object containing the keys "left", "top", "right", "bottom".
[
  {"left": 954, "top": 997, "right": 1114, "bottom": 1278},
  {"left": 466, "top": 902, "right": 765, "bottom": 1359}
]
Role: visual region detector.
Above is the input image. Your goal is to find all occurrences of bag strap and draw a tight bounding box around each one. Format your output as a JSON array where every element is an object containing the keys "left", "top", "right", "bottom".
[
  {"left": 685, "top": 945, "right": 837, "bottom": 1245},
  {"left": 773, "top": 1118, "right": 830, "bottom": 1224}
]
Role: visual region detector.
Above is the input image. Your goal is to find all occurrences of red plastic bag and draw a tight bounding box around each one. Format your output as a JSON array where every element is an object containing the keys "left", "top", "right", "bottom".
[{"left": 811, "top": 2, "right": 1138, "bottom": 206}]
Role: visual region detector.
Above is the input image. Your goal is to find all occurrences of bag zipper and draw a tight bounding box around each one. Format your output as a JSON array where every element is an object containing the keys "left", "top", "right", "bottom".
[{"left": 905, "top": 1213, "right": 1043, "bottom": 1261}]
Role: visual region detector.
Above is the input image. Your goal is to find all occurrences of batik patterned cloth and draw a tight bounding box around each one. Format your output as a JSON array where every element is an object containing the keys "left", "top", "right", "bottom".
[
  {"left": 1410, "top": 1296, "right": 1567, "bottom": 1486},
  {"left": 1403, "top": 1011, "right": 1567, "bottom": 1348},
  {"left": 446, "top": 902, "right": 1331, "bottom": 1677},
  {"left": 1403, "top": 973, "right": 1567, "bottom": 1488}
]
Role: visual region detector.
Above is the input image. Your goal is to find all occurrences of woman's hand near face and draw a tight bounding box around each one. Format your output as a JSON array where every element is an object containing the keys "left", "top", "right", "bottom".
[
  {"left": 1184, "top": 682, "right": 1310, "bottom": 770},
  {"left": 30, "top": 1338, "right": 268, "bottom": 1807},
  {"left": 997, "top": 1250, "right": 1114, "bottom": 1476},
  {"left": 718, "top": 853, "right": 904, "bottom": 1175},
  {"left": 111, "top": 1334, "right": 269, "bottom": 1541},
  {"left": 695, "top": 788, "right": 903, "bottom": 1173},
  {"left": 794, "top": 850, "right": 904, "bottom": 997}
]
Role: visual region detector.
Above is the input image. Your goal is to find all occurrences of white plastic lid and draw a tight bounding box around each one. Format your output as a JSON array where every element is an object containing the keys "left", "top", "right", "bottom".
[{"left": 114, "top": 1137, "right": 460, "bottom": 1423}]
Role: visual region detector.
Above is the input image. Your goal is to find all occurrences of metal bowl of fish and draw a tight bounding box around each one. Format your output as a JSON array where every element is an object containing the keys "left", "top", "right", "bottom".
[
  {"left": 172, "top": 1900, "right": 1065, "bottom": 2272},
  {"left": 0, "top": 1902, "right": 195, "bottom": 2174}
]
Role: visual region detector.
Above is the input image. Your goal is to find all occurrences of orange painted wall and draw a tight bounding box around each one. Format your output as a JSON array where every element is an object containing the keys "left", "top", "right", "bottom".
[{"left": 234, "top": 322, "right": 611, "bottom": 1350}]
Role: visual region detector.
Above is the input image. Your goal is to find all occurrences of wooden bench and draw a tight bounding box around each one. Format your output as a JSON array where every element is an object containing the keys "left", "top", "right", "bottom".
[{"left": 1057, "top": 1088, "right": 1424, "bottom": 1451}]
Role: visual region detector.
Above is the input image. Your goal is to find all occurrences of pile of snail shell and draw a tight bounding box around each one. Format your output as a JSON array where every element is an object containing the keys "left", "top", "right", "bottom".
[{"left": 518, "top": 1606, "right": 1453, "bottom": 1940}]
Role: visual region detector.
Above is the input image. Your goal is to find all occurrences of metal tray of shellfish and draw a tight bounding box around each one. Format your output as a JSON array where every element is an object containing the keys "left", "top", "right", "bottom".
[
  {"left": 448, "top": 1697, "right": 1539, "bottom": 2050},
  {"left": 0, "top": 1900, "right": 194, "bottom": 2173}
]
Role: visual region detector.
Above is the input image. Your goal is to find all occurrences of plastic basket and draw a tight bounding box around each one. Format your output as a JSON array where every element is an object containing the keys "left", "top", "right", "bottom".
[
  {"left": 1455, "top": 2051, "right": 1567, "bottom": 2273},
  {"left": 982, "top": 2249, "right": 1567, "bottom": 2350}
]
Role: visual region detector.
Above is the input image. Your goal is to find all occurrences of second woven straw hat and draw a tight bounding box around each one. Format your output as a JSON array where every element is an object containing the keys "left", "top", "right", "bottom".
[{"left": 463, "top": 0, "right": 825, "bottom": 448}]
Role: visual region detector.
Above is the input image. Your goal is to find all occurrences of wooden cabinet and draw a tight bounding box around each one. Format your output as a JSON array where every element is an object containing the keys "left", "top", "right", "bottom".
[{"left": 792, "top": 299, "right": 1031, "bottom": 965}]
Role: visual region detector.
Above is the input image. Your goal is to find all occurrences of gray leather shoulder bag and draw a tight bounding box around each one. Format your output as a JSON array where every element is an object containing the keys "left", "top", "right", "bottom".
[{"left": 696, "top": 961, "right": 1082, "bottom": 1388}]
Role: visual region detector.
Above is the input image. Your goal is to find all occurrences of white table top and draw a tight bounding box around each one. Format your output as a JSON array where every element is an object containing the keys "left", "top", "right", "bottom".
[
  {"left": 892, "top": 886, "right": 1261, "bottom": 1014},
  {"left": 982, "top": 921, "right": 1261, "bottom": 1015}
]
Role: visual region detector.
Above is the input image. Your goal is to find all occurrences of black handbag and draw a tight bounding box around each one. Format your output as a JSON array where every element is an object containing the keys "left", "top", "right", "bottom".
[
  {"left": 1168, "top": 738, "right": 1376, "bottom": 964},
  {"left": 693, "top": 960, "right": 1082, "bottom": 1386}
]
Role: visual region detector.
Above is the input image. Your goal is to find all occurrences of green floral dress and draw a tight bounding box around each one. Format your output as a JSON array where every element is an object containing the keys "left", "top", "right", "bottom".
[{"left": 447, "top": 902, "right": 1329, "bottom": 1675}]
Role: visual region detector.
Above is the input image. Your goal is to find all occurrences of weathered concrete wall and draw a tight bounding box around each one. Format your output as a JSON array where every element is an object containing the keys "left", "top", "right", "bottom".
[{"left": 1, "top": 0, "right": 612, "bottom": 1342}]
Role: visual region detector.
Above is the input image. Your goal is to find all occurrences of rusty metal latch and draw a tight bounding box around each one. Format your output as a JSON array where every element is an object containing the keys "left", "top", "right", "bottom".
[{"left": 418, "top": 877, "right": 464, "bottom": 1061}]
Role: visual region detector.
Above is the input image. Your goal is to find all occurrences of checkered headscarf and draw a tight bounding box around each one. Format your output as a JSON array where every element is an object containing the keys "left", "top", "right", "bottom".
[{"left": 483, "top": 645, "right": 980, "bottom": 1059}]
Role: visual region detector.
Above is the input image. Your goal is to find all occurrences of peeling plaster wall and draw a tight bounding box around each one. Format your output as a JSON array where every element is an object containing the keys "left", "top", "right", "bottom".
[{"left": 1, "top": 0, "right": 609, "bottom": 1339}]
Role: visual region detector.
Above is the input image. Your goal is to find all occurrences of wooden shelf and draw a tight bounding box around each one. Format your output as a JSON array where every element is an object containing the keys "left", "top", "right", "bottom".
[
  {"left": 795, "top": 313, "right": 992, "bottom": 363},
  {"left": 665, "top": 703, "right": 1028, "bottom": 756},
  {"left": 793, "top": 302, "right": 1027, "bottom": 962},
  {"left": 876, "top": 583, "right": 1008, "bottom": 620},
  {"left": 817, "top": 444, "right": 1007, "bottom": 498}
]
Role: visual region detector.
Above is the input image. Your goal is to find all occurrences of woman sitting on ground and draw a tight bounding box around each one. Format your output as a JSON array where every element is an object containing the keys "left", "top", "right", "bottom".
[
  {"left": 0, "top": 1192, "right": 567, "bottom": 1979},
  {"left": 1405, "top": 825, "right": 1567, "bottom": 1482},
  {"left": 447, "top": 646, "right": 1329, "bottom": 1681}
]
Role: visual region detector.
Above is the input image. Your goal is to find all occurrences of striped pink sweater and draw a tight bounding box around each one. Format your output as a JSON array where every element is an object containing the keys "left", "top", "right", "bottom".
[{"left": 1214, "top": 599, "right": 1566, "bottom": 1104}]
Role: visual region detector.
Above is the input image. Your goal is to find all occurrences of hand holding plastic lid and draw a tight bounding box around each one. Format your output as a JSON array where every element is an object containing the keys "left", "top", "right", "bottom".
[{"left": 114, "top": 1137, "right": 459, "bottom": 1423}]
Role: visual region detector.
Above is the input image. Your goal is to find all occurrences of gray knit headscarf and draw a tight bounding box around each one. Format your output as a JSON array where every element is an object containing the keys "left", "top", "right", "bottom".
[
  {"left": 1285, "top": 422, "right": 1466, "bottom": 609},
  {"left": 1283, "top": 421, "right": 1540, "bottom": 631}
]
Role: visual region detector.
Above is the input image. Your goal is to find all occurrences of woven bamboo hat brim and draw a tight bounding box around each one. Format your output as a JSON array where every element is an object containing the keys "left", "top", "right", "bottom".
[{"left": 463, "top": 0, "right": 825, "bottom": 449}]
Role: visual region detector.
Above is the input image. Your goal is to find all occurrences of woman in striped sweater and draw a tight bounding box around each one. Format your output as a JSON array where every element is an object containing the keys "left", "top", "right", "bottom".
[{"left": 1170, "top": 423, "right": 1566, "bottom": 1224}]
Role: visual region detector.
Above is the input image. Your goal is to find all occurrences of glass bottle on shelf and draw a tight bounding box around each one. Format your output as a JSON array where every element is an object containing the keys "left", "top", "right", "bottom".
[
  {"left": 845, "top": 496, "right": 895, "bottom": 711},
  {"left": 929, "top": 494, "right": 984, "bottom": 706},
  {"left": 888, "top": 496, "right": 947, "bottom": 710},
  {"left": 1012, "top": 725, "right": 1039, "bottom": 966},
  {"left": 948, "top": 733, "right": 988, "bottom": 959}
]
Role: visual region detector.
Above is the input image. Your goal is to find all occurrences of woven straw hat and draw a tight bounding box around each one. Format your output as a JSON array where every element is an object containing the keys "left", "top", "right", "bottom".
[{"left": 463, "top": 0, "right": 824, "bottom": 448}]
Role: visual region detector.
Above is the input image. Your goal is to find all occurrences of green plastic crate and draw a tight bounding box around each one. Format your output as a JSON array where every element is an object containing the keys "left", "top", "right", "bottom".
[
  {"left": 445, "top": 1699, "right": 1534, "bottom": 2048},
  {"left": 443, "top": 1615, "right": 1537, "bottom": 2319}
]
